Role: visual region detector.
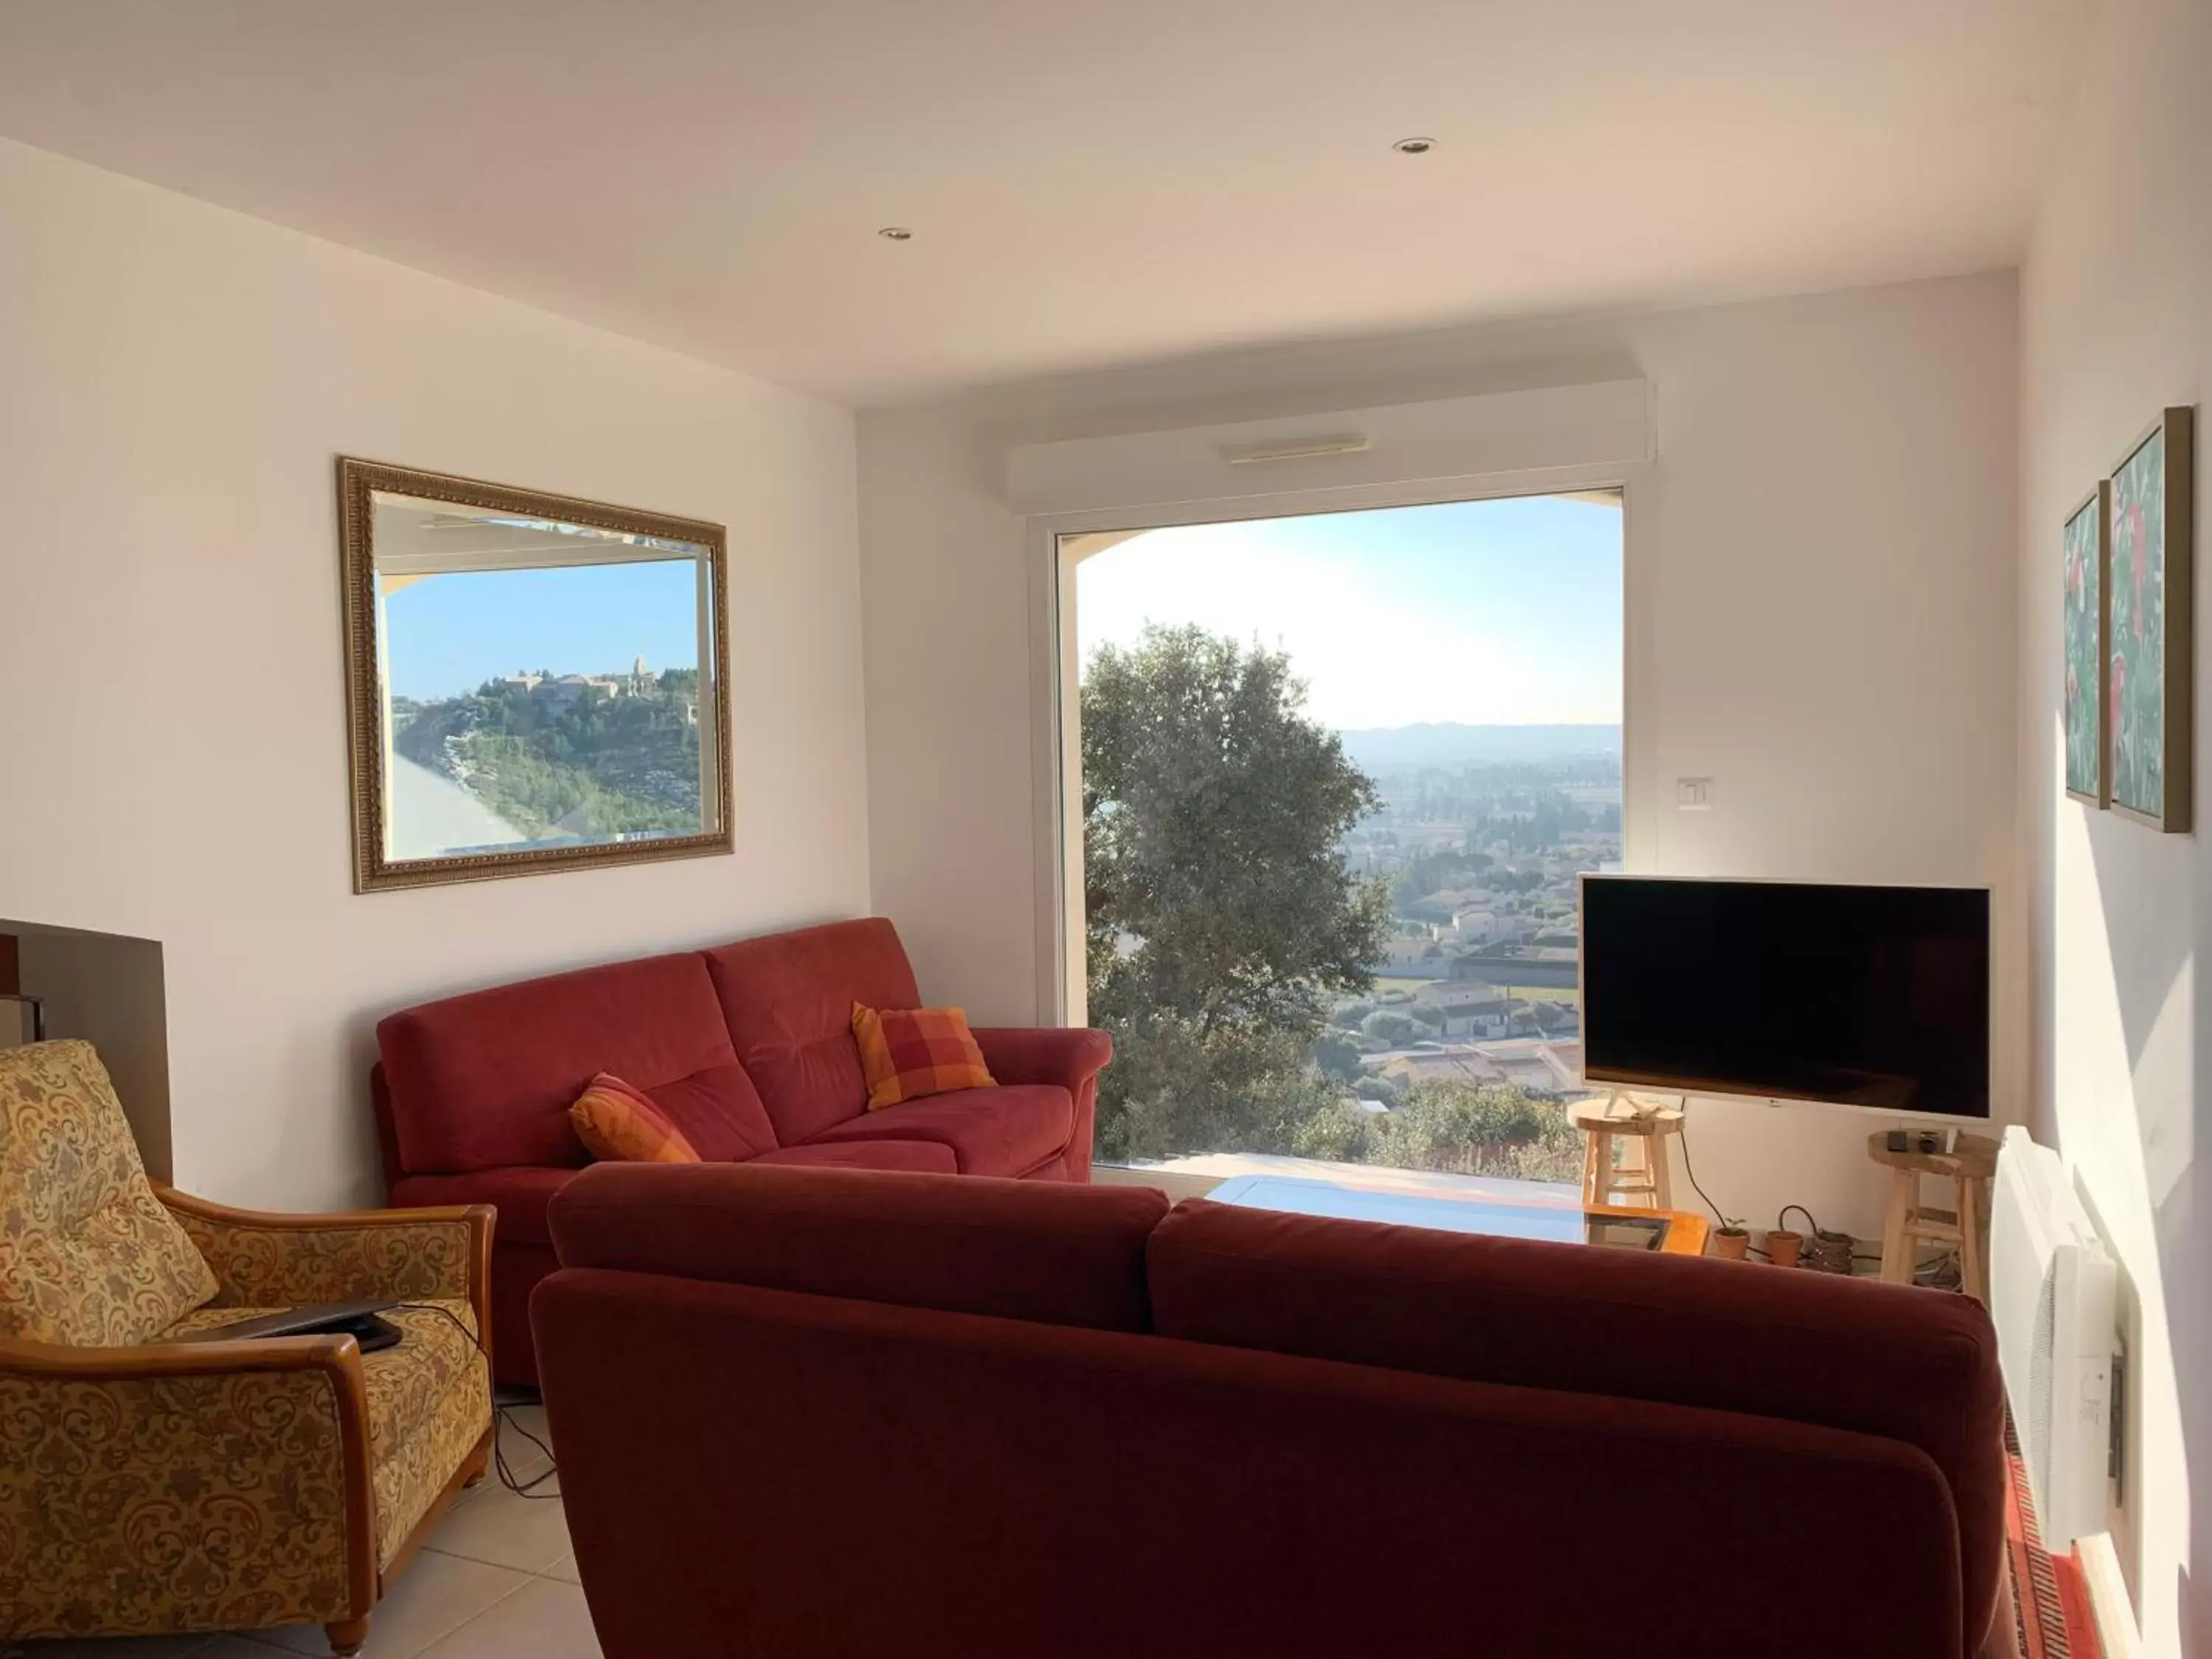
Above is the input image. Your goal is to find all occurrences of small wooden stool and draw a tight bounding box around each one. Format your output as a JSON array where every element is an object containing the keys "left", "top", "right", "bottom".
[
  {"left": 1870, "top": 1130, "right": 1998, "bottom": 1300},
  {"left": 1571, "top": 1094, "right": 1684, "bottom": 1210}
]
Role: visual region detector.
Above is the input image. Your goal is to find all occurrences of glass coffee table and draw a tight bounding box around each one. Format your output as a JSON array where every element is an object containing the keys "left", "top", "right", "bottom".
[{"left": 1206, "top": 1172, "right": 1711, "bottom": 1254}]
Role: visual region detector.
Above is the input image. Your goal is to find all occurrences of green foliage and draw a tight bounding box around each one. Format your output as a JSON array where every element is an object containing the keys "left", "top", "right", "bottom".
[
  {"left": 1294, "top": 1082, "right": 1582, "bottom": 1183},
  {"left": 1290, "top": 1099, "right": 1373, "bottom": 1163},
  {"left": 1331, "top": 1001, "right": 1377, "bottom": 1030},
  {"left": 1310, "top": 1031, "right": 1365, "bottom": 1082},
  {"left": 457, "top": 734, "right": 695, "bottom": 837},
  {"left": 1091, "top": 1012, "right": 1343, "bottom": 1163},
  {"left": 397, "top": 675, "right": 703, "bottom": 838},
  {"left": 1083, "top": 625, "right": 1388, "bottom": 1158},
  {"left": 1360, "top": 1008, "right": 1419, "bottom": 1046}
]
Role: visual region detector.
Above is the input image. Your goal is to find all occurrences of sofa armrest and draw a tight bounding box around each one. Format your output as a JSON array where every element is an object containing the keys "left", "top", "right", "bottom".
[
  {"left": 0, "top": 1329, "right": 378, "bottom": 1637},
  {"left": 973, "top": 1028, "right": 1111, "bottom": 1180},
  {"left": 157, "top": 1185, "right": 494, "bottom": 1334},
  {"left": 970, "top": 1026, "right": 1112, "bottom": 1092}
]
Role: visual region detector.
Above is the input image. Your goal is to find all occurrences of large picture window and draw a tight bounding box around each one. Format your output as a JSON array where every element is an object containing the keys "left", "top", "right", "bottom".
[{"left": 1061, "top": 490, "right": 1624, "bottom": 1186}]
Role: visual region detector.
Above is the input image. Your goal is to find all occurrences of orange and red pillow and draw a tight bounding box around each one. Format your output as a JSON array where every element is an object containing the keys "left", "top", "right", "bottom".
[
  {"left": 569, "top": 1072, "right": 702, "bottom": 1163},
  {"left": 852, "top": 1003, "right": 996, "bottom": 1110}
]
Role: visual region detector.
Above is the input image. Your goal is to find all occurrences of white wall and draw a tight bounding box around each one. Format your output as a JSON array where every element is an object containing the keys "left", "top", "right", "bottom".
[
  {"left": 0, "top": 139, "right": 872, "bottom": 1209},
  {"left": 2019, "top": 0, "right": 2212, "bottom": 1649},
  {"left": 860, "top": 273, "right": 2022, "bottom": 1242}
]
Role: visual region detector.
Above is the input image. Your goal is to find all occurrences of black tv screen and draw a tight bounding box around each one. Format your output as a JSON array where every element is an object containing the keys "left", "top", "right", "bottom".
[{"left": 1580, "top": 877, "right": 1989, "bottom": 1117}]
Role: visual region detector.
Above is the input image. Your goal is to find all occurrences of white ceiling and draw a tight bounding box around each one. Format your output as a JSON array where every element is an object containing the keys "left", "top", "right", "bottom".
[{"left": 0, "top": 0, "right": 2093, "bottom": 406}]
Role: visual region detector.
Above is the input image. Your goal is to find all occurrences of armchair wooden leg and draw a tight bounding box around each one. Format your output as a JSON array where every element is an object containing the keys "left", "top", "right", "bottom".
[
  {"left": 463, "top": 1422, "right": 494, "bottom": 1487},
  {"left": 326, "top": 1615, "right": 371, "bottom": 1655}
]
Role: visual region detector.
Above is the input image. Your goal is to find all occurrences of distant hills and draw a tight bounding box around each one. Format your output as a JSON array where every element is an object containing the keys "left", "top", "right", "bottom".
[{"left": 1334, "top": 723, "right": 1621, "bottom": 769}]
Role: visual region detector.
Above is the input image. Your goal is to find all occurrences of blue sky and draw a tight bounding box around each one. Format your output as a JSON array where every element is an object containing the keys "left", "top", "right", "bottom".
[
  {"left": 1074, "top": 493, "right": 1622, "bottom": 729},
  {"left": 383, "top": 561, "right": 700, "bottom": 700}
]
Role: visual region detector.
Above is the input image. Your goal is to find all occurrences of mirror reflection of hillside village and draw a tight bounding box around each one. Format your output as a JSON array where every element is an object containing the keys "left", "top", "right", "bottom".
[
  {"left": 390, "top": 655, "right": 705, "bottom": 852},
  {"left": 1332, "top": 723, "right": 1620, "bottom": 1116}
]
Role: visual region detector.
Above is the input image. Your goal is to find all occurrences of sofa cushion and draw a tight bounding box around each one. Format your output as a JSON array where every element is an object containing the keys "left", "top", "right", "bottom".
[
  {"left": 0, "top": 1040, "right": 217, "bottom": 1346},
  {"left": 1148, "top": 1197, "right": 2006, "bottom": 1655},
  {"left": 392, "top": 1167, "right": 571, "bottom": 1247},
  {"left": 703, "top": 919, "right": 922, "bottom": 1147},
  {"left": 388, "top": 1141, "right": 961, "bottom": 1248},
  {"left": 546, "top": 1162, "right": 1168, "bottom": 1332},
  {"left": 378, "top": 953, "right": 776, "bottom": 1173},
  {"left": 804, "top": 1084, "right": 1073, "bottom": 1177},
  {"left": 162, "top": 1297, "right": 479, "bottom": 1463},
  {"left": 853, "top": 1004, "right": 995, "bottom": 1109},
  {"left": 637, "top": 1064, "right": 777, "bottom": 1162},
  {"left": 364, "top": 1300, "right": 494, "bottom": 1566},
  {"left": 159, "top": 1295, "right": 491, "bottom": 1564},
  {"left": 751, "top": 1141, "right": 959, "bottom": 1175},
  {"left": 571, "top": 1074, "right": 702, "bottom": 1164}
]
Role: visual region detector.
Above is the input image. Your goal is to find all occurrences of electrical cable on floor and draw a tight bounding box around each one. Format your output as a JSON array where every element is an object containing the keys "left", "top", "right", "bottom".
[
  {"left": 1672, "top": 1107, "right": 1729, "bottom": 1225},
  {"left": 397, "top": 1301, "right": 560, "bottom": 1499},
  {"left": 1675, "top": 1121, "right": 1871, "bottom": 1272},
  {"left": 491, "top": 1404, "right": 560, "bottom": 1499}
]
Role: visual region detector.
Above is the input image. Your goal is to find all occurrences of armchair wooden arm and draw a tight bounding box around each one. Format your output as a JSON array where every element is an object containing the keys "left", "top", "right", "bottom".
[{"left": 156, "top": 1184, "right": 495, "bottom": 1371}]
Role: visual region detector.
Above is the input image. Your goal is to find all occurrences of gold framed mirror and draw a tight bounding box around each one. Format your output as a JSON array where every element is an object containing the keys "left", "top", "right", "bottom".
[{"left": 336, "top": 459, "right": 731, "bottom": 893}]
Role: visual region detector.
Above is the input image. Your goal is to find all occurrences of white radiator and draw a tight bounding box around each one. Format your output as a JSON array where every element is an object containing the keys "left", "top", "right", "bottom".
[{"left": 1990, "top": 1127, "right": 2118, "bottom": 1553}]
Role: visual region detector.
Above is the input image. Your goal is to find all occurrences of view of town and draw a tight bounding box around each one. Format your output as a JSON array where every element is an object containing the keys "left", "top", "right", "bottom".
[
  {"left": 1074, "top": 493, "right": 1623, "bottom": 1181},
  {"left": 392, "top": 657, "right": 705, "bottom": 847},
  {"left": 1330, "top": 723, "right": 1619, "bottom": 1134}
]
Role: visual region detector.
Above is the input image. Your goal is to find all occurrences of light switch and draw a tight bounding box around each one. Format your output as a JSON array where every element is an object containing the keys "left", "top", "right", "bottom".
[{"left": 1677, "top": 777, "right": 1715, "bottom": 810}]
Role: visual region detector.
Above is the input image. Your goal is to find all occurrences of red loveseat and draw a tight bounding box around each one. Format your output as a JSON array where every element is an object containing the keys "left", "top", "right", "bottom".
[
  {"left": 372, "top": 918, "right": 1108, "bottom": 1384},
  {"left": 533, "top": 1163, "right": 2010, "bottom": 1659}
]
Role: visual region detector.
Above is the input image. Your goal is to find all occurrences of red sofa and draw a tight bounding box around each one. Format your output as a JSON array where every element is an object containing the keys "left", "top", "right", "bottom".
[
  {"left": 372, "top": 918, "right": 1108, "bottom": 1384},
  {"left": 532, "top": 1162, "right": 2010, "bottom": 1659}
]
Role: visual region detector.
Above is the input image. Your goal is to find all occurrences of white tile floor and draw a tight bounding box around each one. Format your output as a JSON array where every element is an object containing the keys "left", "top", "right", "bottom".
[{"left": 13, "top": 1408, "right": 599, "bottom": 1659}]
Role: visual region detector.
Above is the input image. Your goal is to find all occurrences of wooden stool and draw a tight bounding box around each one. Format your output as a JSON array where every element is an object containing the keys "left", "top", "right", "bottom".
[
  {"left": 1571, "top": 1094, "right": 1684, "bottom": 1210},
  {"left": 1870, "top": 1130, "right": 1998, "bottom": 1300}
]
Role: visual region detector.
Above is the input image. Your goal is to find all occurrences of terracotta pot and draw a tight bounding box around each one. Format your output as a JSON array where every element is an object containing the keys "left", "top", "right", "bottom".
[
  {"left": 1764, "top": 1229, "right": 1804, "bottom": 1269},
  {"left": 1711, "top": 1228, "right": 1750, "bottom": 1261}
]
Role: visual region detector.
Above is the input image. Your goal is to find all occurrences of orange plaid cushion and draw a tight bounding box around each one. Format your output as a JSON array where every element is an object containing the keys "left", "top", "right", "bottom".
[
  {"left": 569, "top": 1072, "right": 703, "bottom": 1163},
  {"left": 852, "top": 1003, "right": 997, "bottom": 1110}
]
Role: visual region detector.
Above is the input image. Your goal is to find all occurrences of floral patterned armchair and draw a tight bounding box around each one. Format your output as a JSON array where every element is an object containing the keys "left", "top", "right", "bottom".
[{"left": 0, "top": 1040, "right": 495, "bottom": 1655}]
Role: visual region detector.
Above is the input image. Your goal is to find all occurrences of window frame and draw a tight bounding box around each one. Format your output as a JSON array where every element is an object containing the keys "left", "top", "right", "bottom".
[{"left": 1029, "top": 461, "right": 1648, "bottom": 1029}]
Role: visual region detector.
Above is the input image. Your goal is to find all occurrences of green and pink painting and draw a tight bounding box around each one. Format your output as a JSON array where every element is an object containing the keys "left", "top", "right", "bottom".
[
  {"left": 2109, "top": 425, "right": 2167, "bottom": 821},
  {"left": 2062, "top": 493, "right": 2104, "bottom": 802}
]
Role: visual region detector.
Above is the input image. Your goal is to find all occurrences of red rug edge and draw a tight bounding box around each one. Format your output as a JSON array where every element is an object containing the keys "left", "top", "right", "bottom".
[{"left": 2005, "top": 1411, "right": 2106, "bottom": 1659}]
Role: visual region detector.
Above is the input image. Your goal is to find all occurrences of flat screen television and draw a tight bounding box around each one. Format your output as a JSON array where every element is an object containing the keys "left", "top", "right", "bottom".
[{"left": 1579, "top": 876, "right": 1990, "bottom": 1118}]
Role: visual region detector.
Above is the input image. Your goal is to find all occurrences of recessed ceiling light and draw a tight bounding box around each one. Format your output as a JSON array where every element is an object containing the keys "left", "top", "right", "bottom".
[
  {"left": 877, "top": 226, "right": 914, "bottom": 241},
  {"left": 1392, "top": 136, "right": 1436, "bottom": 155}
]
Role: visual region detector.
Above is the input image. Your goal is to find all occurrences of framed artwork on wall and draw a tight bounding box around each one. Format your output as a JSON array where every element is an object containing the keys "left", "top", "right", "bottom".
[
  {"left": 336, "top": 459, "right": 734, "bottom": 891},
  {"left": 2063, "top": 484, "right": 2110, "bottom": 807},
  {"left": 2107, "top": 407, "right": 2196, "bottom": 832}
]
